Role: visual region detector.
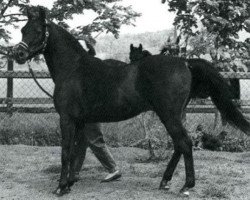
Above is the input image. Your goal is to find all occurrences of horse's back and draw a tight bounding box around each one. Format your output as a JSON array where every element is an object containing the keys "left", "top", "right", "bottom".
[
  {"left": 138, "top": 55, "right": 190, "bottom": 79},
  {"left": 103, "top": 59, "right": 126, "bottom": 67}
]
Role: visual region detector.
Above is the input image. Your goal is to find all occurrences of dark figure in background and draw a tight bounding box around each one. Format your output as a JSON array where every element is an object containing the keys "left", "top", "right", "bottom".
[
  {"left": 160, "top": 35, "right": 187, "bottom": 58},
  {"left": 13, "top": 6, "right": 250, "bottom": 197},
  {"left": 86, "top": 39, "right": 127, "bottom": 67},
  {"left": 129, "top": 43, "right": 152, "bottom": 62}
]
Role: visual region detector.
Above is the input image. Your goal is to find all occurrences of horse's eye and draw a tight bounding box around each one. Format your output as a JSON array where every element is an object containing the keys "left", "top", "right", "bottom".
[{"left": 36, "top": 29, "right": 42, "bottom": 33}]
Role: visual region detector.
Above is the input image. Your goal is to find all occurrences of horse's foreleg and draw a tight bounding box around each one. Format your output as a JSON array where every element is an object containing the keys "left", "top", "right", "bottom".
[
  {"left": 54, "top": 114, "right": 76, "bottom": 196},
  {"left": 69, "top": 122, "right": 87, "bottom": 183}
]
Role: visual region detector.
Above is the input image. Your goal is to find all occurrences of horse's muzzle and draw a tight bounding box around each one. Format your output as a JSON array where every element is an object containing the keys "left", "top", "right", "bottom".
[{"left": 13, "top": 44, "right": 29, "bottom": 64}]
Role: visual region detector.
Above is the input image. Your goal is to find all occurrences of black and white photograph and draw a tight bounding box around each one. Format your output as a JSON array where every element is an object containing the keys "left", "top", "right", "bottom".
[{"left": 0, "top": 0, "right": 249, "bottom": 199}]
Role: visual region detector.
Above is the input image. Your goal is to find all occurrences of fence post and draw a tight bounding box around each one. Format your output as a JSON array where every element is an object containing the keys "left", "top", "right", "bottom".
[{"left": 6, "top": 59, "right": 13, "bottom": 116}]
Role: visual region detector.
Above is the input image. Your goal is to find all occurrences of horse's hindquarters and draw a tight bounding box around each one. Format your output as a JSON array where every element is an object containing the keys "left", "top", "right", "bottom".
[{"left": 137, "top": 56, "right": 192, "bottom": 112}]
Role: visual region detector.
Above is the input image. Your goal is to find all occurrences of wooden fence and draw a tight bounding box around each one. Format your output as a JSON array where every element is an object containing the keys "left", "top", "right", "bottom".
[{"left": 1, "top": 60, "right": 250, "bottom": 115}]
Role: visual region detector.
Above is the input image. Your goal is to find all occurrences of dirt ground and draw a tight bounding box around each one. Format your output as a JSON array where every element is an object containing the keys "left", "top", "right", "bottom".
[{"left": 0, "top": 145, "right": 249, "bottom": 200}]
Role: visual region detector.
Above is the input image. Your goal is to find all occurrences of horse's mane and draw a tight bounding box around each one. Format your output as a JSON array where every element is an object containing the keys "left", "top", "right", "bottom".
[{"left": 51, "top": 22, "right": 88, "bottom": 55}]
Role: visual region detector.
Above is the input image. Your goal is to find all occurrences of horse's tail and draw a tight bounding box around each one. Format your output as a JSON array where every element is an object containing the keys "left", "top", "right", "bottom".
[{"left": 188, "top": 58, "right": 250, "bottom": 135}]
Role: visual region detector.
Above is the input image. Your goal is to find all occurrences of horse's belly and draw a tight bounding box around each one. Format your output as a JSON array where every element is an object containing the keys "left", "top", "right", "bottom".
[
  {"left": 84, "top": 107, "right": 146, "bottom": 123},
  {"left": 83, "top": 90, "right": 149, "bottom": 123}
]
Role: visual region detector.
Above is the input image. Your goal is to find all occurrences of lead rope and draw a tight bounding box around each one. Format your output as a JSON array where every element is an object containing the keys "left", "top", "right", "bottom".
[{"left": 27, "top": 61, "right": 53, "bottom": 99}]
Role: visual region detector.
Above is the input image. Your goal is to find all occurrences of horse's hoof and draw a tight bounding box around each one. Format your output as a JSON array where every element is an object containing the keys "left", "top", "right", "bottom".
[
  {"left": 180, "top": 187, "right": 190, "bottom": 197},
  {"left": 74, "top": 173, "right": 81, "bottom": 182},
  {"left": 53, "top": 186, "right": 71, "bottom": 196},
  {"left": 159, "top": 180, "right": 170, "bottom": 190},
  {"left": 182, "top": 190, "right": 190, "bottom": 197},
  {"left": 68, "top": 180, "right": 76, "bottom": 188}
]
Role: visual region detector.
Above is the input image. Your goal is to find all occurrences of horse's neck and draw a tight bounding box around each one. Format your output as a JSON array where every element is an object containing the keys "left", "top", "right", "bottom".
[{"left": 43, "top": 23, "right": 88, "bottom": 83}]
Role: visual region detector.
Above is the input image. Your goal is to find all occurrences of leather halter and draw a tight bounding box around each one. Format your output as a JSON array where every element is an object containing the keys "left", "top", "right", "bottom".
[{"left": 15, "top": 19, "right": 50, "bottom": 57}]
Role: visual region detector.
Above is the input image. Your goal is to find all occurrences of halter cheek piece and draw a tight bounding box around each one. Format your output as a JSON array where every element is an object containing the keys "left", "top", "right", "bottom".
[{"left": 15, "top": 19, "right": 50, "bottom": 57}]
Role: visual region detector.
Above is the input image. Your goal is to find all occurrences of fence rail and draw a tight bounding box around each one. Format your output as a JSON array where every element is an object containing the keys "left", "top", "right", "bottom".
[
  {"left": 0, "top": 70, "right": 50, "bottom": 78},
  {"left": 2, "top": 70, "right": 250, "bottom": 79},
  {"left": 1, "top": 61, "right": 250, "bottom": 114}
]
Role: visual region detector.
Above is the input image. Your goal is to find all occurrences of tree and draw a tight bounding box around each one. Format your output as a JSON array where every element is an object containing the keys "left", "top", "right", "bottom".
[
  {"left": 0, "top": 0, "right": 28, "bottom": 55},
  {"left": 0, "top": 0, "right": 140, "bottom": 56},
  {"left": 50, "top": 0, "right": 140, "bottom": 42},
  {"left": 162, "top": 0, "right": 250, "bottom": 72},
  {"left": 162, "top": 0, "right": 250, "bottom": 47}
]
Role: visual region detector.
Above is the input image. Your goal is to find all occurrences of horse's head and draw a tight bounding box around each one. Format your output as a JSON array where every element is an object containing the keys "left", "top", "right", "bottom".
[
  {"left": 129, "top": 43, "right": 144, "bottom": 63},
  {"left": 13, "top": 6, "right": 49, "bottom": 64}
]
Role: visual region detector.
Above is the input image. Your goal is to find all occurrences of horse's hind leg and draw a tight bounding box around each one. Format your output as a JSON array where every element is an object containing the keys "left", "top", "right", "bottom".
[
  {"left": 158, "top": 116, "right": 195, "bottom": 194},
  {"left": 159, "top": 149, "right": 181, "bottom": 190},
  {"left": 145, "top": 74, "right": 195, "bottom": 194}
]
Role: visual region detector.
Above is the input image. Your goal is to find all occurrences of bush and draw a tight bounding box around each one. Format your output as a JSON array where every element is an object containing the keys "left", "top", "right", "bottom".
[
  {"left": 191, "top": 124, "right": 250, "bottom": 152},
  {"left": 221, "top": 137, "right": 249, "bottom": 152},
  {"left": 0, "top": 112, "right": 249, "bottom": 152}
]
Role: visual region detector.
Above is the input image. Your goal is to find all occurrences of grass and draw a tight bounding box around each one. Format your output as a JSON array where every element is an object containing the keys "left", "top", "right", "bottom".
[
  {"left": 0, "top": 146, "right": 249, "bottom": 200},
  {"left": 202, "top": 184, "right": 228, "bottom": 199},
  {"left": 0, "top": 113, "right": 60, "bottom": 145}
]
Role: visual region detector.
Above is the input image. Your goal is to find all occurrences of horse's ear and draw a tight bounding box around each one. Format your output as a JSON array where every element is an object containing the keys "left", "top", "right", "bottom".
[
  {"left": 139, "top": 44, "right": 143, "bottom": 51},
  {"left": 130, "top": 44, "right": 134, "bottom": 51},
  {"left": 38, "top": 7, "right": 46, "bottom": 22},
  {"left": 27, "top": 6, "right": 37, "bottom": 20},
  {"left": 27, "top": 6, "right": 46, "bottom": 21}
]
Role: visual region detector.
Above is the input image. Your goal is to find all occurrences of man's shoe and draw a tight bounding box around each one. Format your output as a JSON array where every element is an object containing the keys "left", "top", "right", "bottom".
[{"left": 101, "top": 170, "right": 122, "bottom": 182}]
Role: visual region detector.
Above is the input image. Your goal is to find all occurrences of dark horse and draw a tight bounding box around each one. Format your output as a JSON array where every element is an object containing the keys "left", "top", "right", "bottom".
[
  {"left": 129, "top": 43, "right": 152, "bottom": 62},
  {"left": 13, "top": 7, "right": 250, "bottom": 197}
]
